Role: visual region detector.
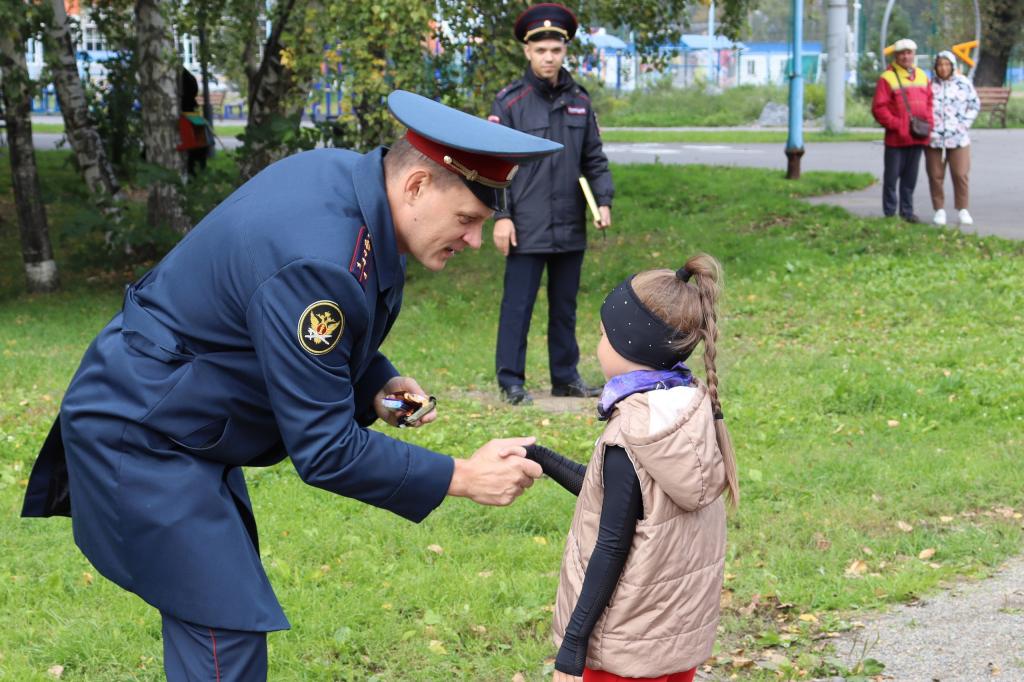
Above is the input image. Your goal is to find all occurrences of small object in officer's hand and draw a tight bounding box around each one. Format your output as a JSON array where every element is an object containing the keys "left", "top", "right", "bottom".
[{"left": 384, "top": 392, "right": 437, "bottom": 427}]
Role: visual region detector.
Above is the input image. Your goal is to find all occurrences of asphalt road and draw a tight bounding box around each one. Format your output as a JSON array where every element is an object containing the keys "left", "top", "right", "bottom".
[
  {"left": 603, "top": 129, "right": 1024, "bottom": 240},
  {"left": 29, "top": 126, "right": 1022, "bottom": 240}
]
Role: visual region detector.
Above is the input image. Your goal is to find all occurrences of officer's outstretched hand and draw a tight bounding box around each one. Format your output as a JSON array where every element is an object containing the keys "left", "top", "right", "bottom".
[
  {"left": 448, "top": 437, "right": 542, "bottom": 506},
  {"left": 595, "top": 205, "right": 612, "bottom": 230},
  {"left": 373, "top": 376, "right": 437, "bottom": 427},
  {"left": 492, "top": 218, "right": 517, "bottom": 257}
]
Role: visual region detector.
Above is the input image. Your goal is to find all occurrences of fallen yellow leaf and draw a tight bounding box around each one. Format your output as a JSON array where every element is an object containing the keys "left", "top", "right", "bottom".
[
  {"left": 427, "top": 544, "right": 444, "bottom": 555},
  {"left": 887, "top": 419, "right": 900, "bottom": 428},
  {"left": 896, "top": 521, "right": 914, "bottom": 533},
  {"left": 939, "top": 515, "right": 954, "bottom": 523},
  {"left": 81, "top": 572, "right": 93, "bottom": 586},
  {"left": 428, "top": 640, "right": 447, "bottom": 655},
  {"left": 798, "top": 613, "right": 818, "bottom": 623},
  {"left": 532, "top": 536, "right": 548, "bottom": 545},
  {"left": 845, "top": 559, "right": 868, "bottom": 576},
  {"left": 47, "top": 665, "right": 64, "bottom": 679},
  {"left": 918, "top": 548, "right": 936, "bottom": 560},
  {"left": 477, "top": 570, "right": 493, "bottom": 578}
]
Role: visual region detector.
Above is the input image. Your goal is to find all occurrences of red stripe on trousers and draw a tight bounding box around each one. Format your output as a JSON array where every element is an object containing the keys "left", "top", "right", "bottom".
[{"left": 208, "top": 628, "right": 221, "bottom": 682}]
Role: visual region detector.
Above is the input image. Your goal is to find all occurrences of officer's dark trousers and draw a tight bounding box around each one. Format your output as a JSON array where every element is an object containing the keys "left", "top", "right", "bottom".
[
  {"left": 162, "top": 612, "right": 267, "bottom": 681},
  {"left": 882, "top": 145, "right": 924, "bottom": 218},
  {"left": 497, "top": 251, "right": 585, "bottom": 388}
]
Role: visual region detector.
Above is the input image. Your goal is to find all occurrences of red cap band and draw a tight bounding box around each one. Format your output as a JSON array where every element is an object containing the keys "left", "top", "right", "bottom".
[{"left": 405, "top": 130, "right": 518, "bottom": 188}]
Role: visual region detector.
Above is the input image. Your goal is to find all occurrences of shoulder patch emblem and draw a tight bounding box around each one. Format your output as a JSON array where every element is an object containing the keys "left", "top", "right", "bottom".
[
  {"left": 298, "top": 300, "right": 344, "bottom": 355},
  {"left": 567, "top": 105, "right": 587, "bottom": 115},
  {"left": 349, "top": 226, "right": 373, "bottom": 286}
]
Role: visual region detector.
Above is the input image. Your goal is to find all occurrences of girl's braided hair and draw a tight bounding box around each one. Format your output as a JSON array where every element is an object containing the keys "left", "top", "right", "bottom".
[{"left": 631, "top": 253, "right": 739, "bottom": 507}]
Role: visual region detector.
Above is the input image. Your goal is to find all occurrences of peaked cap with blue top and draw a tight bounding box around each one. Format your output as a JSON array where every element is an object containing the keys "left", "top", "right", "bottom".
[{"left": 387, "top": 90, "right": 563, "bottom": 211}]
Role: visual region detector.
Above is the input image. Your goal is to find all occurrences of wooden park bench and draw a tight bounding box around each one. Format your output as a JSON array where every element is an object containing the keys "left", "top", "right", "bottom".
[
  {"left": 975, "top": 86, "right": 1011, "bottom": 128},
  {"left": 196, "top": 90, "right": 227, "bottom": 118}
]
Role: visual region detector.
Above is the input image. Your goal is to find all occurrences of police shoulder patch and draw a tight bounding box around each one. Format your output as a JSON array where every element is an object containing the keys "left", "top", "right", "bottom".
[{"left": 298, "top": 300, "right": 345, "bottom": 355}]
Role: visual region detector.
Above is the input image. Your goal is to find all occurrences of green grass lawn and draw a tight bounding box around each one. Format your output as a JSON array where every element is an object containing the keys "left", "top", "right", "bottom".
[
  {"left": 601, "top": 130, "right": 884, "bottom": 144},
  {"left": 30, "top": 122, "right": 247, "bottom": 138},
  {"left": 2, "top": 152, "right": 1023, "bottom": 680}
]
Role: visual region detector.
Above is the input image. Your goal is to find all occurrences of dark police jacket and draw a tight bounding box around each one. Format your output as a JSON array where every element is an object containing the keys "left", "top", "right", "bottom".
[
  {"left": 21, "top": 148, "right": 454, "bottom": 632},
  {"left": 490, "top": 68, "right": 614, "bottom": 254}
]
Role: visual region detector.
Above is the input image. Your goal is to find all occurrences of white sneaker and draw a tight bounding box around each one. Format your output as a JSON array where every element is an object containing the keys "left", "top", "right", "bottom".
[
  {"left": 932, "top": 209, "right": 947, "bottom": 226},
  {"left": 958, "top": 209, "right": 974, "bottom": 226}
]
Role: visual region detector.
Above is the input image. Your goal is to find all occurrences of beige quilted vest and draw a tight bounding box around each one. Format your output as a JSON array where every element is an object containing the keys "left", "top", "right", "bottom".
[{"left": 552, "top": 383, "right": 727, "bottom": 678}]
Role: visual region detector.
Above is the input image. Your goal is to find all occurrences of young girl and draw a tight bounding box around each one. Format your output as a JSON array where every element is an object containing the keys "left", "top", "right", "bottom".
[{"left": 527, "top": 253, "right": 739, "bottom": 682}]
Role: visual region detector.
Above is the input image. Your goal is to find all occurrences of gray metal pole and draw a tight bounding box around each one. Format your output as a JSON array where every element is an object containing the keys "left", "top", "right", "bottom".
[
  {"left": 851, "top": 0, "right": 861, "bottom": 85},
  {"left": 707, "top": 0, "right": 715, "bottom": 85},
  {"left": 825, "top": 0, "right": 848, "bottom": 133}
]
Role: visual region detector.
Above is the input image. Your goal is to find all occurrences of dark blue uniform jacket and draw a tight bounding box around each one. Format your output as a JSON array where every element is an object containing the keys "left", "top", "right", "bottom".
[
  {"left": 490, "top": 67, "right": 614, "bottom": 254},
  {"left": 22, "top": 148, "right": 454, "bottom": 632}
]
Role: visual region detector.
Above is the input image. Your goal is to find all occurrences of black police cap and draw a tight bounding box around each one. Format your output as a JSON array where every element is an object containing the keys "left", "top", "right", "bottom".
[{"left": 514, "top": 3, "right": 579, "bottom": 43}]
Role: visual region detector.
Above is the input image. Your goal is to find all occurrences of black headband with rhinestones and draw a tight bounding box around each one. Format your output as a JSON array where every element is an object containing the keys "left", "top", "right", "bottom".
[{"left": 600, "top": 275, "right": 690, "bottom": 369}]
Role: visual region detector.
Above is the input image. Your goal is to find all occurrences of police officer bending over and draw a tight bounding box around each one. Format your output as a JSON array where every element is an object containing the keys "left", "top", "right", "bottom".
[
  {"left": 21, "top": 91, "right": 560, "bottom": 681},
  {"left": 490, "top": 2, "right": 615, "bottom": 406}
]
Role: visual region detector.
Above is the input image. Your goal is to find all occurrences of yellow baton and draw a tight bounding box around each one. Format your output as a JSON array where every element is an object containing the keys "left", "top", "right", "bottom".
[{"left": 578, "top": 176, "right": 603, "bottom": 230}]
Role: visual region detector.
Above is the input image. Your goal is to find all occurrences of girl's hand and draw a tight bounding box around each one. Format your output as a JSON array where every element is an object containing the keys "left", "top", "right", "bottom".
[{"left": 552, "top": 671, "right": 582, "bottom": 682}]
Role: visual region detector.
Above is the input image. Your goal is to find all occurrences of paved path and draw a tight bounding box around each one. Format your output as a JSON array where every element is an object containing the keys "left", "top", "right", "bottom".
[
  {"left": 833, "top": 556, "right": 1024, "bottom": 680},
  {"left": 29, "top": 121, "right": 1021, "bottom": 239},
  {"left": 603, "top": 129, "right": 1024, "bottom": 240}
]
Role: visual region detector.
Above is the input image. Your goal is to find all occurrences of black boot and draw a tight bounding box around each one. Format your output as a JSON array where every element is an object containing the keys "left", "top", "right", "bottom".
[
  {"left": 500, "top": 384, "right": 533, "bottom": 406},
  {"left": 551, "top": 378, "right": 603, "bottom": 398}
]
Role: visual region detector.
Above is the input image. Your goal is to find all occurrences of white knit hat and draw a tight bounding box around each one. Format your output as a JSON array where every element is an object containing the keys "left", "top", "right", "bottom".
[{"left": 891, "top": 38, "right": 918, "bottom": 53}]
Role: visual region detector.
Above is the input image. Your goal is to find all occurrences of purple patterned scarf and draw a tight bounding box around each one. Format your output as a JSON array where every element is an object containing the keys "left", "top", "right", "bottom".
[{"left": 597, "top": 361, "right": 693, "bottom": 420}]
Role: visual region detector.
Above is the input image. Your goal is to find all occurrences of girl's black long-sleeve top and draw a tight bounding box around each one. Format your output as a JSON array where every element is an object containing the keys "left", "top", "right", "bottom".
[{"left": 524, "top": 444, "right": 643, "bottom": 677}]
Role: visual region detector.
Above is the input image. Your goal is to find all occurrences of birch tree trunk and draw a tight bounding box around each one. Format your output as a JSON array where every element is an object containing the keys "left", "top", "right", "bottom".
[
  {"left": 135, "top": 0, "right": 191, "bottom": 233},
  {"left": 238, "top": 0, "right": 308, "bottom": 180},
  {"left": 0, "top": 34, "right": 60, "bottom": 293},
  {"left": 44, "top": 0, "right": 121, "bottom": 205}
]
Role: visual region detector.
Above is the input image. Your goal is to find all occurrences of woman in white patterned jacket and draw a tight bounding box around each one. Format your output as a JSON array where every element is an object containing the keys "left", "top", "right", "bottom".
[{"left": 927, "top": 50, "right": 981, "bottom": 227}]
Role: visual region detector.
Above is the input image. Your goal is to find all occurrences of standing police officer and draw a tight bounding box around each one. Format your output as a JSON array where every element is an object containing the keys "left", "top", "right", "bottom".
[
  {"left": 22, "top": 91, "right": 559, "bottom": 681},
  {"left": 490, "top": 2, "right": 615, "bottom": 406}
]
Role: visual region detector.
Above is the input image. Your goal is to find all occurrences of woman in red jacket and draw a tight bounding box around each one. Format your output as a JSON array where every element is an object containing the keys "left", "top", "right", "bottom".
[{"left": 871, "top": 38, "right": 934, "bottom": 223}]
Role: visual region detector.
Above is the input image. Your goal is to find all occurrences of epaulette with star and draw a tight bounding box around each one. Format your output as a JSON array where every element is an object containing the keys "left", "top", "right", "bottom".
[
  {"left": 496, "top": 80, "right": 526, "bottom": 101},
  {"left": 348, "top": 226, "right": 373, "bottom": 287}
]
